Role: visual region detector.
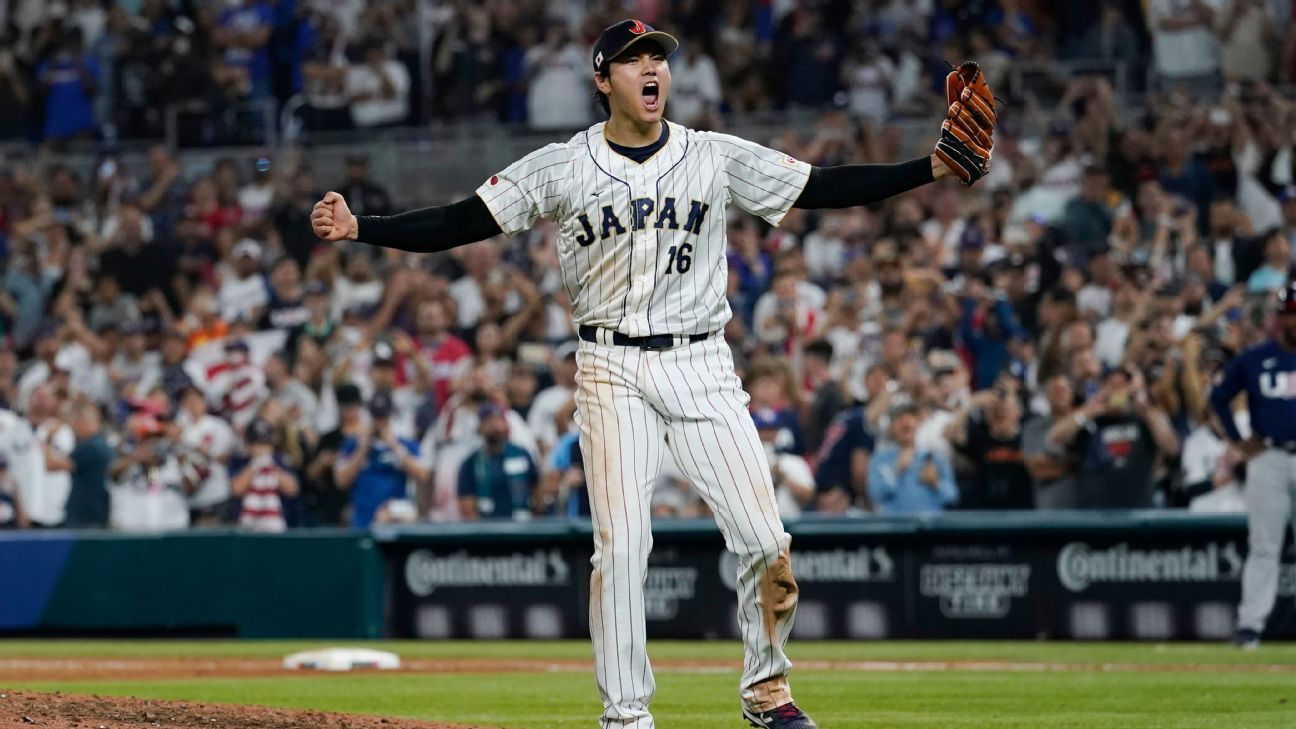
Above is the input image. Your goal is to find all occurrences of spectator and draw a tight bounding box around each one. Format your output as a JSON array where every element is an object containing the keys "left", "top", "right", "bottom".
[
  {"left": 109, "top": 417, "right": 197, "bottom": 532},
  {"left": 960, "top": 280, "right": 1028, "bottom": 391},
  {"left": 1022, "top": 375, "right": 1082, "bottom": 509},
  {"left": 1146, "top": 0, "right": 1222, "bottom": 93},
  {"left": 1245, "top": 229, "right": 1291, "bottom": 293},
  {"left": 260, "top": 257, "right": 309, "bottom": 332},
  {"left": 667, "top": 36, "right": 722, "bottom": 127},
  {"left": 203, "top": 339, "right": 267, "bottom": 430},
  {"left": 946, "top": 388, "right": 1035, "bottom": 509},
  {"left": 523, "top": 22, "right": 590, "bottom": 130},
  {"left": 1070, "top": 1, "right": 1141, "bottom": 83},
  {"left": 1062, "top": 166, "right": 1116, "bottom": 263},
  {"left": 303, "top": 383, "right": 364, "bottom": 527},
  {"left": 37, "top": 31, "right": 98, "bottom": 143},
  {"left": 229, "top": 418, "right": 299, "bottom": 532},
  {"left": 753, "top": 408, "right": 816, "bottom": 520},
  {"left": 1047, "top": 367, "right": 1181, "bottom": 508},
  {"left": 814, "top": 402, "right": 876, "bottom": 514},
  {"left": 335, "top": 156, "right": 393, "bottom": 217},
  {"left": 175, "top": 384, "right": 237, "bottom": 525},
  {"left": 1218, "top": 0, "right": 1277, "bottom": 82},
  {"left": 214, "top": 0, "right": 274, "bottom": 100},
  {"left": 64, "top": 400, "right": 112, "bottom": 528},
  {"left": 527, "top": 342, "right": 577, "bottom": 457},
  {"left": 346, "top": 40, "right": 410, "bottom": 129},
  {"left": 334, "top": 390, "right": 426, "bottom": 528},
  {"left": 868, "top": 403, "right": 958, "bottom": 514},
  {"left": 801, "top": 338, "right": 846, "bottom": 453},
  {"left": 299, "top": 14, "right": 352, "bottom": 131},
  {"left": 219, "top": 239, "right": 269, "bottom": 323},
  {"left": 25, "top": 384, "right": 74, "bottom": 527},
  {"left": 413, "top": 298, "right": 473, "bottom": 415},
  {"left": 538, "top": 399, "right": 588, "bottom": 519},
  {"left": 0, "top": 455, "right": 28, "bottom": 529},
  {"left": 458, "top": 403, "right": 540, "bottom": 521}
]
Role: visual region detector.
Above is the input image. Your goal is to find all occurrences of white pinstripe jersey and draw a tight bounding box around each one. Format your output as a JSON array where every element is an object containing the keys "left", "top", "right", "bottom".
[{"left": 475, "top": 120, "right": 812, "bottom": 337}]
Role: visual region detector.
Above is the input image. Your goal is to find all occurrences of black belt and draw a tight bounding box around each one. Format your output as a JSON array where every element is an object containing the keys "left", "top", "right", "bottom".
[
  {"left": 1264, "top": 438, "right": 1296, "bottom": 453},
  {"left": 578, "top": 325, "right": 711, "bottom": 350}
]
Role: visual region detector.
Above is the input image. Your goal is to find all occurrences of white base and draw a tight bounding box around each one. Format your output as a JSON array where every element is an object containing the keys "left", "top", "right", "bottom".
[{"left": 282, "top": 648, "right": 402, "bottom": 672}]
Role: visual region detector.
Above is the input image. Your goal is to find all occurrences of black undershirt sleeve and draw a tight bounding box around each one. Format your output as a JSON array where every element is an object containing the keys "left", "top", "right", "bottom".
[
  {"left": 793, "top": 157, "right": 935, "bottom": 210},
  {"left": 354, "top": 195, "right": 503, "bottom": 253}
]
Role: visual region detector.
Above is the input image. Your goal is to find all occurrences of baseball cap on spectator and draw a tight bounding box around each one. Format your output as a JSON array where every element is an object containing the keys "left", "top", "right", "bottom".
[
  {"left": 336, "top": 383, "right": 363, "bottom": 408},
  {"left": 369, "top": 390, "right": 395, "bottom": 419},
  {"left": 224, "top": 338, "right": 250, "bottom": 354},
  {"left": 305, "top": 281, "right": 330, "bottom": 297},
  {"left": 373, "top": 341, "right": 396, "bottom": 366},
  {"left": 232, "top": 239, "right": 262, "bottom": 260},
  {"left": 343, "top": 301, "right": 377, "bottom": 320},
  {"left": 1280, "top": 186, "right": 1296, "bottom": 204},
  {"left": 52, "top": 348, "right": 78, "bottom": 374},
  {"left": 1279, "top": 281, "right": 1296, "bottom": 313},
  {"left": 888, "top": 400, "right": 920, "bottom": 420},
  {"left": 132, "top": 416, "right": 165, "bottom": 439},
  {"left": 478, "top": 402, "right": 506, "bottom": 421},
  {"left": 554, "top": 340, "right": 579, "bottom": 363},
  {"left": 120, "top": 319, "right": 147, "bottom": 336},
  {"left": 246, "top": 418, "right": 274, "bottom": 444}
]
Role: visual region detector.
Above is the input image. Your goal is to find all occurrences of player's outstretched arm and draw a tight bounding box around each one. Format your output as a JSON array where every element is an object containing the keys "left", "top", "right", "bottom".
[
  {"left": 311, "top": 191, "right": 503, "bottom": 253},
  {"left": 792, "top": 157, "right": 952, "bottom": 210}
]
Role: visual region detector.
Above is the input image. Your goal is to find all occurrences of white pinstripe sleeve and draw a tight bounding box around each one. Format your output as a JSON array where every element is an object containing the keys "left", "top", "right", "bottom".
[
  {"left": 706, "top": 133, "right": 812, "bottom": 227},
  {"left": 474, "top": 142, "right": 571, "bottom": 237}
]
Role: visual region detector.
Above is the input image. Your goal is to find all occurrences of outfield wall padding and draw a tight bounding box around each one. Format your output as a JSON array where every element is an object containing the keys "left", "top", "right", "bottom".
[
  {"left": 0, "top": 530, "right": 384, "bottom": 638},
  {"left": 1, "top": 514, "right": 1292, "bottom": 639}
]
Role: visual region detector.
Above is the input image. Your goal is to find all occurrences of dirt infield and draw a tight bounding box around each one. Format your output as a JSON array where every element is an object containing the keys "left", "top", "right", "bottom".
[{"left": 0, "top": 690, "right": 496, "bottom": 729}]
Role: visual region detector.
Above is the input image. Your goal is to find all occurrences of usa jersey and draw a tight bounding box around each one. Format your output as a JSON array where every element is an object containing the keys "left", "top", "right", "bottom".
[
  {"left": 1209, "top": 340, "right": 1296, "bottom": 443},
  {"left": 476, "top": 121, "right": 811, "bottom": 337}
]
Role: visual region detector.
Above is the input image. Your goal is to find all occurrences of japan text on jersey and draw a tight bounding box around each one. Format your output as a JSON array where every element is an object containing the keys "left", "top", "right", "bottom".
[{"left": 476, "top": 120, "right": 811, "bottom": 338}]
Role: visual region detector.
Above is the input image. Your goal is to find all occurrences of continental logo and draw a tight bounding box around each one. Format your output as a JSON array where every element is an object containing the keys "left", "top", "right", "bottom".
[
  {"left": 405, "top": 549, "right": 571, "bottom": 597},
  {"left": 1056, "top": 542, "right": 1243, "bottom": 593}
]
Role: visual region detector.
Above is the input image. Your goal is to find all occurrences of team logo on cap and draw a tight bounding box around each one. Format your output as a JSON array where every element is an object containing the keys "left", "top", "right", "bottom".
[
  {"left": 628, "top": 19, "right": 646, "bottom": 34},
  {"left": 594, "top": 51, "right": 604, "bottom": 68}
]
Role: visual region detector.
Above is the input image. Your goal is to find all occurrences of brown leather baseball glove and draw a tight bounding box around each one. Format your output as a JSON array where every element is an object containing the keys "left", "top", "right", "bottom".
[{"left": 933, "top": 62, "right": 997, "bottom": 187}]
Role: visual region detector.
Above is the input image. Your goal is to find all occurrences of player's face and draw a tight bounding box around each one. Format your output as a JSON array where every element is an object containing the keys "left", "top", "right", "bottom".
[{"left": 598, "top": 46, "right": 671, "bottom": 125}]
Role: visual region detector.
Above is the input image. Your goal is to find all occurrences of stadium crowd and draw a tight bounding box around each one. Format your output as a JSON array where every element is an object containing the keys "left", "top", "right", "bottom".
[{"left": 2, "top": 0, "right": 1296, "bottom": 531}]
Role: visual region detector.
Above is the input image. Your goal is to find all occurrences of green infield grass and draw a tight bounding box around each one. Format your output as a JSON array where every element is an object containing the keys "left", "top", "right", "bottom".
[{"left": 2, "top": 640, "right": 1294, "bottom": 728}]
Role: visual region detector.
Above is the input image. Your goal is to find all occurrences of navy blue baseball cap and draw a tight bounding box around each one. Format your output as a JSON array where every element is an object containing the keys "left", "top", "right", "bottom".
[
  {"left": 369, "top": 390, "right": 396, "bottom": 418},
  {"left": 751, "top": 407, "right": 784, "bottom": 430},
  {"left": 592, "top": 19, "right": 679, "bottom": 74}
]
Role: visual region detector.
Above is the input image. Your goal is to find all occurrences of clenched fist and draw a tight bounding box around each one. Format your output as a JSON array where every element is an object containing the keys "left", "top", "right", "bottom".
[{"left": 311, "top": 191, "right": 359, "bottom": 241}]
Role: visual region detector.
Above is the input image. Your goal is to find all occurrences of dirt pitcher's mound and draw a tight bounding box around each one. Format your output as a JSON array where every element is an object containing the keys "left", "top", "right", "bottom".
[{"left": 0, "top": 689, "right": 501, "bottom": 729}]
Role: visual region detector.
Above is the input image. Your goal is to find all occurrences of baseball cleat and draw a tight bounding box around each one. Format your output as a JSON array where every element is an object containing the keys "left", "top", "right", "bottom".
[
  {"left": 743, "top": 702, "right": 818, "bottom": 729},
  {"left": 1233, "top": 628, "right": 1261, "bottom": 650}
]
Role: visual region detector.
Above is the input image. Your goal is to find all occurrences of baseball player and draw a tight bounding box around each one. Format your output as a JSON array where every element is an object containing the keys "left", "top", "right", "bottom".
[
  {"left": 312, "top": 20, "right": 996, "bottom": 729},
  {"left": 1209, "top": 281, "right": 1296, "bottom": 650}
]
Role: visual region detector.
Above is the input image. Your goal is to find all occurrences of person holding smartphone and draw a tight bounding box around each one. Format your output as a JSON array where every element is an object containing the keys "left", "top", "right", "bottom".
[{"left": 1047, "top": 366, "right": 1180, "bottom": 508}]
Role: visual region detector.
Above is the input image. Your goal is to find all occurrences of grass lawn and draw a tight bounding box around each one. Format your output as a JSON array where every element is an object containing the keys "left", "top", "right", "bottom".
[{"left": 3, "top": 640, "right": 1294, "bottom": 728}]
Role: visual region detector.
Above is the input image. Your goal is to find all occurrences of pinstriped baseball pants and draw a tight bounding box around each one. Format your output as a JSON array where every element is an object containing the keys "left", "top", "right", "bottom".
[{"left": 574, "top": 333, "right": 799, "bottom": 729}]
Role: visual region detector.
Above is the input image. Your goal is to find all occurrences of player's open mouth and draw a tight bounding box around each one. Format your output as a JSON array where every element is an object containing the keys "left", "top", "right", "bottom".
[{"left": 642, "top": 81, "right": 660, "bottom": 112}]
